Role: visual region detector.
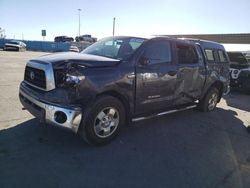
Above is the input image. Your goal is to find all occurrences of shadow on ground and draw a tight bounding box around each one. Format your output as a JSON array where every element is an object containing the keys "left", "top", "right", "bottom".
[
  {"left": 0, "top": 107, "right": 250, "bottom": 188},
  {"left": 224, "top": 91, "right": 250, "bottom": 112}
]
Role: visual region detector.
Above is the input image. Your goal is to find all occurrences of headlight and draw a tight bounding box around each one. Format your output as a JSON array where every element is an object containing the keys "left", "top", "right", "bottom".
[
  {"left": 233, "top": 70, "right": 239, "bottom": 74},
  {"left": 65, "top": 74, "right": 85, "bottom": 86}
]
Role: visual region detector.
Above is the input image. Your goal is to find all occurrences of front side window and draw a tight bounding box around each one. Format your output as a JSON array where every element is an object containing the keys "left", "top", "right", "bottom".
[
  {"left": 143, "top": 41, "right": 171, "bottom": 65},
  {"left": 82, "top": 37, "right": 145, "bottom": 60},
  {"left": 177, "top": 44, "right": 198, "bottom": 64}
]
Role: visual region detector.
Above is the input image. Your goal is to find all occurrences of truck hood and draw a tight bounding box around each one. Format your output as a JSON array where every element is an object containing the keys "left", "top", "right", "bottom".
[{"left": 31, "top": 52, "right": 120, "bottom": 67}]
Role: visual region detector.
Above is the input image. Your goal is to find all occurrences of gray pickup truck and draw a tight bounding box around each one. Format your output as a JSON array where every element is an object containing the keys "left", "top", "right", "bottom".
[{"left": 19, "top": 36, "right": 230, "bottom": 145}]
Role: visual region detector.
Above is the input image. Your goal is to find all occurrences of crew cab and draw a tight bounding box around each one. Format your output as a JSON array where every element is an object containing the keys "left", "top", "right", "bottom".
[
  {"left": 19, "top": 36, "right": 230, "bottom": 145},
  {"left": 227, "top": 51, "right": 250, "bottom": 93}
]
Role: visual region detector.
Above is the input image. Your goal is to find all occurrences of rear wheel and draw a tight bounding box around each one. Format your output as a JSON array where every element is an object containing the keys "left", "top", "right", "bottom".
[
  {"left": 79, "top": 96, "right": 125, "bottom": 145},
  {"left": 198, "top": 87, "right": 219, "bottom": 112}
]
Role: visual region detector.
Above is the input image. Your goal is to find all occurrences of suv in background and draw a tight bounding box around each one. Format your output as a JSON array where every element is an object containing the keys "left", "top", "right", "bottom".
[
  {"left": 227, "top": 52, "right": 250, "bottom": 93},
  {"left": 54, "top": 36, "right": 74, "bottom": 42}
]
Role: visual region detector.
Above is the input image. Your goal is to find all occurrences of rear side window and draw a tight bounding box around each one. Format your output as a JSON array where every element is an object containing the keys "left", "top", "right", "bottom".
[
  {"left": 218, "top": 50, "right": 227, "bottom": 63},
  {"left": 143, "top": 41, "right": 171, "bottom": 64},
  {"left": 205, "top": 49, "right": 215, "bottom": 61},
  {"left": 177, "top": 44, "right": 198, "bottom": 64},
  {"left": 205, "top": 49, "right": 228, "bottom": 63}
]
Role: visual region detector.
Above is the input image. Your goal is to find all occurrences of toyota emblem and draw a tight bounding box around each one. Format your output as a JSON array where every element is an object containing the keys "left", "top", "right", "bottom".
[{"left": 30, "top": 71, "right": 35, "bottom": 80}]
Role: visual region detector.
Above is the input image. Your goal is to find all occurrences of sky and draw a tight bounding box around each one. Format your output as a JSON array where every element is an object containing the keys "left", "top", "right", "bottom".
[{"left": 1, "top": 0, "right": 250, "bottom": 51}]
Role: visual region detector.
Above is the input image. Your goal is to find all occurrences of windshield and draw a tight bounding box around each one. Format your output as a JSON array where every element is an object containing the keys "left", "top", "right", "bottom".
[
  {"left": 8, "top": 41, "right": 19, "bottom": 45},
  {"left": 227, "top": 52, "right": 248, "bottom": 65},
  {"left": 81, "top": 37, "right": 145, "bottom": 60}
]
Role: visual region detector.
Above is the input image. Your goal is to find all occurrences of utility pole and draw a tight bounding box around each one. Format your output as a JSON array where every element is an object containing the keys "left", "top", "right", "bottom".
[
  {"left": 78, "top": 9, "right": 82, "bottom": 37},
  {"left": 113, "top": 17, "right": 116, "bottom": 36}
]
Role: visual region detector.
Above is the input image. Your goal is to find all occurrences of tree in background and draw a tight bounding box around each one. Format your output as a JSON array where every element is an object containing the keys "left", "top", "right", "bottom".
[{"left": 0, "top": 27, "right": 6, "bottom": 39}]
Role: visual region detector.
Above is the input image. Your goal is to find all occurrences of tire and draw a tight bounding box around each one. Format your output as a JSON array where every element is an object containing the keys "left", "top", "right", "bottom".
[
  {"left": 198, "top": 87, "right": 220, "bottom": 112},
  {"left": 78, "top": 96, "right": 125, "bottom": 145}
]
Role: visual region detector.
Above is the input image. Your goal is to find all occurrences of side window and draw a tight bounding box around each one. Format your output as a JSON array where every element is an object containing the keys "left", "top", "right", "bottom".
[
  {"left": 218, "top": 50, "right": 227, "bottom": 63},
  {"left": 143, "top": 41, "right": 171, "bottom": 64},
  {"left": 205, "top": 49, "right": 215, "bottom": 62},
  {"left": 177, "top": 44, "right": 198, "bottom": 64},
  {"left": 213, "top": 51, "right": 220, "bottom": 62}
]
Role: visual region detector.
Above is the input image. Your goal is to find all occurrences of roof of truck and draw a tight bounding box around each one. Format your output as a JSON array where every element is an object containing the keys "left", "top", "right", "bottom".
[
  {"left": 177, "top": 38, "right": 225, "bottom": 50},
  {"left": 152, "top": 35, "right": 225, "bottom": 50}
]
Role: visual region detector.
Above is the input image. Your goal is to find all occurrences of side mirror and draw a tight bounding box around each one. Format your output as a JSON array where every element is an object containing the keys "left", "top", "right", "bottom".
[{"left": 139, "top": 56, "right": 150, "bottom": 66}]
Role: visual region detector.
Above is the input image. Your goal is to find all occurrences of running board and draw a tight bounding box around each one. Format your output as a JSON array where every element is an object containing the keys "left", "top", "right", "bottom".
[{"left": 132, "top": 104, "right": 197, "bottom": 122}]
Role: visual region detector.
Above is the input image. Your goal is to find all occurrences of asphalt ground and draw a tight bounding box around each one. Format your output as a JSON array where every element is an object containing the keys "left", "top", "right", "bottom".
[{"left": 0, "top": 51, "right": 250, "bottom": 188}]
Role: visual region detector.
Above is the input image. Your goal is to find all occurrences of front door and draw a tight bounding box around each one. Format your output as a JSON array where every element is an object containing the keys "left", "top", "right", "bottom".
[{"left": 135, "top": 40, "right": 178, "bottom": 115}]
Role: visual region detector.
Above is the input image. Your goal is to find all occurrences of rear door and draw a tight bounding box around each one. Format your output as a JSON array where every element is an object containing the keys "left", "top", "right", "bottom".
[
  {"left": 174, "top": 42, "right": 205, "bottom": 105},
  {"left": 204, "top": 48, "right": 230, "bottom": 87},
  {"left": 135, "top": 40, "right": 178, "bottom": 114}
]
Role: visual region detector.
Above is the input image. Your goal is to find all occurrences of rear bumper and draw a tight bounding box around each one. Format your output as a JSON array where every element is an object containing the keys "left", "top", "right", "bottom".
[{"left": 19, "top": 85, "right": 82, "bottom": 133}]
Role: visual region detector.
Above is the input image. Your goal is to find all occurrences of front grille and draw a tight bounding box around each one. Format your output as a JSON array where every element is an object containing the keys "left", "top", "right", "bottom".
[
  {"left": 54, "top": 70, "right": 65, "bottom": 87},
  {"left": 24, "top": 66, "right": 46, "bottom": 89}
]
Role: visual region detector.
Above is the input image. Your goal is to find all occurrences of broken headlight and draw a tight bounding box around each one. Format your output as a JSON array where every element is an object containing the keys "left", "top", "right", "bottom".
[{"left": 65, "top": 74, "right": 85, "bottom": 86}]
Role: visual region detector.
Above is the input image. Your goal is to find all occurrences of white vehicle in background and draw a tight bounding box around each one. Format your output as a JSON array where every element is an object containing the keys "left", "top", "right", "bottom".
[
  {"left": 69, "top": 45, "right": 80, "bottom": 53},
  {"left": 4, "top": 41, "right": 26, "bottom": 51}
]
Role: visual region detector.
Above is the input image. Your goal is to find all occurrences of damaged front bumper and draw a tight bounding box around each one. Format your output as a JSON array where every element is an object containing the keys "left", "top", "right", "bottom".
[{"left": 19, "top": 84, "right": 82, "bottom": 133}]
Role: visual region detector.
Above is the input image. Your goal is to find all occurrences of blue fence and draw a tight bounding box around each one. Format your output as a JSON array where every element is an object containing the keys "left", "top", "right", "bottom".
[{"left": 0, "top": 39, "right": 71, "bottom": 52}]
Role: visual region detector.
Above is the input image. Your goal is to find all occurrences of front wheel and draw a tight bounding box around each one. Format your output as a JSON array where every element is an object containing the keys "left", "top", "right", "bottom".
[
  {"left": 79, "top": 96, "right": 125, "bottom": 145},
  {"left": 198, "top": 87, "right": 219, "bottom": 112}
]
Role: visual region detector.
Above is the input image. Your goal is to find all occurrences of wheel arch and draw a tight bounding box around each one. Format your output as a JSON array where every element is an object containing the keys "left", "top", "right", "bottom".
[{"left": 206, "top": 81, "right": 224, "bottom": 102}]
